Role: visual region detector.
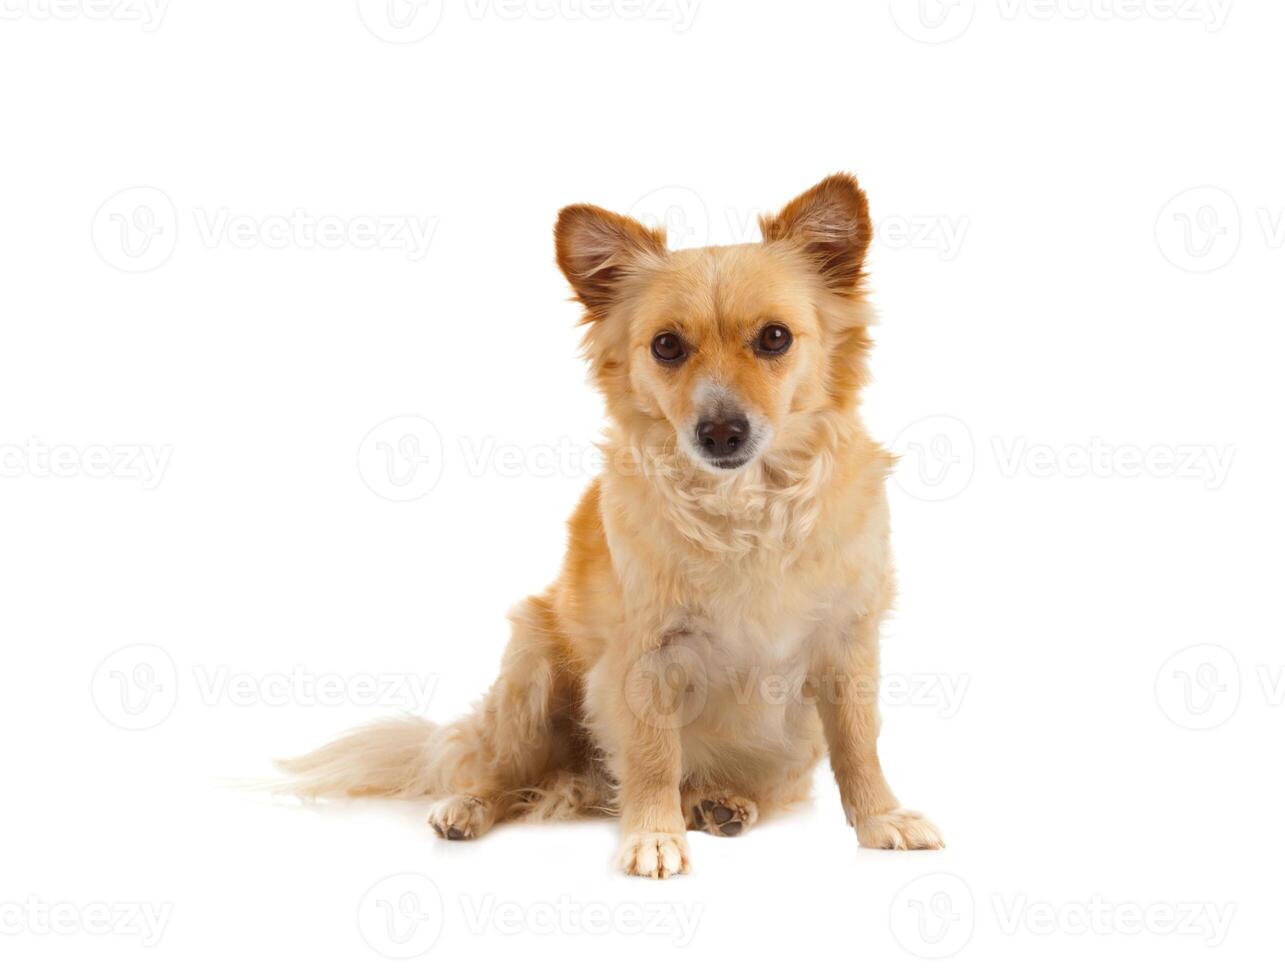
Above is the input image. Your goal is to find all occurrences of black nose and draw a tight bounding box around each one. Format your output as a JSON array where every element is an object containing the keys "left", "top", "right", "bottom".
[{"left": 696, "top": 416, "right": 751, "bottom": 458}]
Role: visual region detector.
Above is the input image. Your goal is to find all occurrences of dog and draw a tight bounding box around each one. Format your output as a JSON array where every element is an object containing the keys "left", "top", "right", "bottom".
[{"left": 279, "top": 174, "right": 943, "bottom": 877}]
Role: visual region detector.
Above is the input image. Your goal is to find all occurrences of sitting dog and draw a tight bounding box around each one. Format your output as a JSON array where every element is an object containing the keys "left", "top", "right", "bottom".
[{"left": 280, "top": 174, "right": 943, "bottom": 877}]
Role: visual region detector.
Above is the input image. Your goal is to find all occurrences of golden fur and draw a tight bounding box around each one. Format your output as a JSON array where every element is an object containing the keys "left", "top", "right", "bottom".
[{"left": 279, "top": 174, "right": 943, "bottom": 876}]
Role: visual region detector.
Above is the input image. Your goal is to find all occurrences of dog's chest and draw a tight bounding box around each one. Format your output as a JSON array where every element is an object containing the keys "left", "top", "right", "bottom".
[
  {"left": 693, "top": 564, "right": 832, "bottom": 678},
  {"left": 678, "top": 587, "right": 824, "bottom": 773},
  {"left": 675, "top": 530, "right": 864, "bottom": 676},
  {"left": 701, "top": 617, "right": 814, "bottom": 704}
]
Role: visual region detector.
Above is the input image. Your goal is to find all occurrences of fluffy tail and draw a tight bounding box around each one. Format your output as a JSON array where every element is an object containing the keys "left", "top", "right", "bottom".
[
  {"left": 274, "top": 596, "right": 576, "bottom": 803},
  {"left": 275, "top": 715, "right": 444, "bottom": 799}
]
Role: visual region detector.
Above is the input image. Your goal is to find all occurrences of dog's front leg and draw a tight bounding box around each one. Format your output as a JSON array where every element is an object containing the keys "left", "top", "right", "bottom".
[
  {"left": 594, "top": 632, "right": 701, "bottom": 878},
  {"left": 813, "top": 616, "right": 944, "bottom": 850}
]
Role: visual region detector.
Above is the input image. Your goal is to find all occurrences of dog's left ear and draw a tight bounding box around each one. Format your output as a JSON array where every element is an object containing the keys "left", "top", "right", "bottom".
[
  {"left": 555, "top": 204, "right": 667, "bottom": 319},
  {"left": 760, "top": 173, "right": 872, "bottom": 294}
]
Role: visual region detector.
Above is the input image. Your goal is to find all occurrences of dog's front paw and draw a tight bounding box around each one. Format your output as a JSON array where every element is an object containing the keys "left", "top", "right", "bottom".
[
  {"left": 856, "top": 808, "right": 944, "bottom": 850},
  {"left": 617, "top": 832, "right": 690, "bottom": 878}
]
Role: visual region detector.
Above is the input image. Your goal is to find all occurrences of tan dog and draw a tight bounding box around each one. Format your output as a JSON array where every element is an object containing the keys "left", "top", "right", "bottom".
[{"left": 280, "top": 174, "right": 943, "bottom": 877}]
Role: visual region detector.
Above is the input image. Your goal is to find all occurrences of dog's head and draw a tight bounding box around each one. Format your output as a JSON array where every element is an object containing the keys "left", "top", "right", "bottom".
[{"left": 556, "top": 174, "right": 874, "bottom": 476}]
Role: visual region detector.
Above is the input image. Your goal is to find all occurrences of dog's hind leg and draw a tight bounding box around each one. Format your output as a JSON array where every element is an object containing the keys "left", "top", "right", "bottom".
[
  {"left": 426, "top": 594, "right": 572, "bottom": 839},
  {"left": 279, "top": 595, "right": 571, "bottom": 842},
  {"left": 507, "top": 765, "right": 615, "bottom": 823},
  {"left": 682, "top": 736, "right": 823, "bottom": 837},
  {"left": 426, "top": 794, "right": 495, "bottom": 840}
]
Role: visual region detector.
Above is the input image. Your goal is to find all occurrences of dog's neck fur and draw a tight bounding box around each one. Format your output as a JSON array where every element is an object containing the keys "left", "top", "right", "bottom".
[{"left": 605, "top": 406, "right": 862, "bottom": 561}]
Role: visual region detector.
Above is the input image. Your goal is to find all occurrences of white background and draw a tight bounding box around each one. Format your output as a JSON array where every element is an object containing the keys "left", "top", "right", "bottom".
[{"left": 1, "top": 0, "right": 1281, "bottom": 975}]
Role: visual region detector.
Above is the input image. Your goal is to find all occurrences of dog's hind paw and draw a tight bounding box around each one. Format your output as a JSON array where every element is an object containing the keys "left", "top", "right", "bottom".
[
  {"left": 856, "top": 808, "right": 944, "bottom": 850},
  {"left": 688, "top": 795, "right": 757, "bottom": 837},
  {"left": 427, "top": 795, "right": 494, "bottom": 841}
]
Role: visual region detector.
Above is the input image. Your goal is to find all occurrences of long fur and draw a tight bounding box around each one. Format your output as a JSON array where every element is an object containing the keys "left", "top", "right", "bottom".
[
  {"left": 276, "top": 716, "right": 442, "bottom": 799},
  {"left": 277, "top": 174, "right": 942, "bottom": 875}
]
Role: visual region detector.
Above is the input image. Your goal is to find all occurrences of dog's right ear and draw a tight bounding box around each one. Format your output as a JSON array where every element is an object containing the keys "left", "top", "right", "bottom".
[{"left": 555, "top": 205, "right": 667, "bottom": 319}]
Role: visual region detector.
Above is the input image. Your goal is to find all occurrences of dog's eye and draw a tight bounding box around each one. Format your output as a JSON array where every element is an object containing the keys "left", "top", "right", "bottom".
[
  {"left": 756, "top": 323, "right": 792, "bottom": 356},
  {"left": 651, "top": 332, "right": 686, "bottom": 363}
]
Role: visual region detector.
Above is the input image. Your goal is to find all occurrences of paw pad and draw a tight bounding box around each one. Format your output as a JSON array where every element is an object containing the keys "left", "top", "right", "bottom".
[{"left": 691, "top": 797, "right": 755, "bottom": 837}]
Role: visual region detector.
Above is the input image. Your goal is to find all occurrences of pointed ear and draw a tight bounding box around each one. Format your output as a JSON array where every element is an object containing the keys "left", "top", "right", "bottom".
[
  {"left": 759, "top": 173, "right": 873, "bottom": 294},
  {"left": 555, "top": 204, "right": 667, "bottom": 318}
]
